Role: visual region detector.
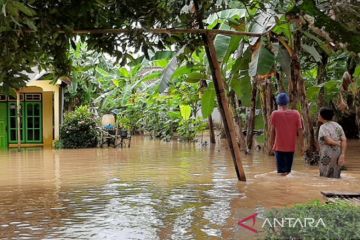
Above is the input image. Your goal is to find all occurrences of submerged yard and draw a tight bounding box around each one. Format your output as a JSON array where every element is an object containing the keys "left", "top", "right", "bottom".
[{"left": 0, "top": 137, "right": 359, "bottom": 239}]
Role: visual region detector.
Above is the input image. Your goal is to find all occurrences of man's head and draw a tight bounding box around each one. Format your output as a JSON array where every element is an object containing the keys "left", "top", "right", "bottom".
[
  {"left": 319, "top": 107, "right": 334, "bottom": 122},
  {"left": 276, "top": 92, "right": 289, "bottom": 106}
]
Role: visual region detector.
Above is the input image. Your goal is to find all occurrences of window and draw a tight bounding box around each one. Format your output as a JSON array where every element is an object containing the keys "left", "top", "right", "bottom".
[
  {"left": 25, "top": 94, "right": 42, "bottom": 101},
  {"left": 8, "top": 103, "right": 25, "bottom": 143},
  {"left": 8, "top": 94, "right": 24, "bottom": 101},
  {"left": 0, "top": 95, "right": 6, "bottom": 101},
  {"left": 7, "top": 93, "right": 43, "bottom": 144},
  {"left": 25, "top": 102, "right": 42, "bottom": 143}
]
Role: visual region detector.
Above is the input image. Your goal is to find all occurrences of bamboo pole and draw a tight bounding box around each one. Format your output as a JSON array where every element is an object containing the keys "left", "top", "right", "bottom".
[
  {"left": 206, "top": 34, "right": 246, "bottom": 181},
  {"left": 193, "top": 0, "right": 246, "bottom": 181},
  {"left": 16, "top": 91, "right": 21, "bottom": 151}
]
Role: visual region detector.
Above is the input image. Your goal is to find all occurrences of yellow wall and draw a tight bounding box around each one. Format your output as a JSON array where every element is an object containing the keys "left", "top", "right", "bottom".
[
  {"left": 15, "top": 81, "right": 60, "bottom": 148},
  {"left": 42, "top": 92, "right": 53, "bottom": 147},
  {"left": 20, "top": 86, "right": 43, "bottom": 93}
]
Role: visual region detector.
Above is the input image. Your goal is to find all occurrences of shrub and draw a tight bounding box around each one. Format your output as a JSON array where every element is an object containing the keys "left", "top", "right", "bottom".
[
  {"left": 177, "top": 118, "right": 207, "bottom": 141},
  {"left": 54, "top": 140, "right": 63, "bottom": 149},
  {"left": 60, "top": 106, "right": 98, "bottom": 148},
  {"left": 263, "top": 200, "right": 360, "bottom": 240}
]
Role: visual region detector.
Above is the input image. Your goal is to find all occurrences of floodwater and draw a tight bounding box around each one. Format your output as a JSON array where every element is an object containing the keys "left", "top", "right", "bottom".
[{"left": 0, "top": 137, "right": 359, "bottom": 240}]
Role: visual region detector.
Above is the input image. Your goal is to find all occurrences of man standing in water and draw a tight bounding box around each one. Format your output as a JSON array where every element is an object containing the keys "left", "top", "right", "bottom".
[{"left": 270, "top": 92, "right": 304, "bottom": 176}]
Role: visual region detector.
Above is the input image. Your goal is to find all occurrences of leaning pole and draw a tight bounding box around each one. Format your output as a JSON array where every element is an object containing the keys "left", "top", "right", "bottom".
[{"left": 193, "top": 0, "right": 246, "bottom": 181}]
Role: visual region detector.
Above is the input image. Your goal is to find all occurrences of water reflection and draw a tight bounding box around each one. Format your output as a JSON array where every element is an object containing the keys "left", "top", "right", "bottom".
[{"left": 0, "top": 137, "right": 359, "bottom": 239}]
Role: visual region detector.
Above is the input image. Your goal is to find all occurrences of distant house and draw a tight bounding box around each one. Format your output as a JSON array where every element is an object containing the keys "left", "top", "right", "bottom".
[{"left": 0, "top": 75, "right": 66, "bottom": 149}]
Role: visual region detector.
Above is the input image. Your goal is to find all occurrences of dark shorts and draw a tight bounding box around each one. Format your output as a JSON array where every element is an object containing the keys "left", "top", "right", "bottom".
[{"left": 275, "top": 151, "right": 294, "bottom": 173}]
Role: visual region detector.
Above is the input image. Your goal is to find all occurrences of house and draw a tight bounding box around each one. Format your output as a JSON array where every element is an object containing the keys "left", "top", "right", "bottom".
[{"left": 0, "top": 76, "right": 65, "bottom": 149}]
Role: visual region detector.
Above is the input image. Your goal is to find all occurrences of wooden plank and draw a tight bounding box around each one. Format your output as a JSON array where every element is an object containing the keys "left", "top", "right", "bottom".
[{"left": 321, "top": 191, "right": 360, "bottom": 198}]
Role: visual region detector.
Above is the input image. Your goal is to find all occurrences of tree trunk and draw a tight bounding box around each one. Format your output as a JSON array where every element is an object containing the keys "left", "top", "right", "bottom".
[
  {"left": 246, "top": 80, "right": 258, "bottom": 151},
  {"left": 259, "top": 79, "right": 274, "bottom": 155},
  {"left": 201, "top": 79, "right": 216, "bottom": 144},
  {"left": 316, "top": 53, "right": 328, "bottom": 139},
  {"left": 229, "top": 91, "right": 246, "bottom": 152},
  {"left": 317, "top": 54, "right": 328, "bottom": 108},
  {"left": 292, "top": 28, "right": 318, "bottom": 164},
  {"left": 346, "top": 56, "right": 360, "bottom": 138},
  {"left": 356, "top": 98, "right": 360, "bottom": 138},
  {"left": 193, "top": 0, "right": 246, "bottom": 181},
  {"left": 276, "top": 72, "right": 286, "bottom": 92},
  {"left": 289, "top": 56, "right": 300, "bottom": 109},
  {"left": 208, "top": 115, "right": 216, "bottom": 144}
]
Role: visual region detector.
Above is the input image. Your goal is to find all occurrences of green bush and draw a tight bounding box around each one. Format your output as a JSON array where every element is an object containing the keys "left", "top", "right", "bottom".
[
  {"left": 60, "top": 106, "right": 98, "bottom": 148},
  {"left": 263, "top": 201, "right": 360, "bottom": 240},
  {"left": 177, "top": 118, "right": 207, "bottom": 141},
  {"left": 54, "top": 140, "right": 63, "bottom": 149}
]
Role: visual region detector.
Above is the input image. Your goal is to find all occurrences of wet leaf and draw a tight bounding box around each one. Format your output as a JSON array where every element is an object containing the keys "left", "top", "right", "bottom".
[
  {"left": 186, "top": 72, "right": 206, "bottom": 83},
  {"left": 249, "top": 42, "right": 275, "bottom": 77},
  {"left": 302, "top": 44, "right": 322, "bottom": 62},
  {"left": 201, "top": 82, "right": 216, "bottom": 118},
  {"left": 180, "top": 105, "right": 191, "bottom": 120}
]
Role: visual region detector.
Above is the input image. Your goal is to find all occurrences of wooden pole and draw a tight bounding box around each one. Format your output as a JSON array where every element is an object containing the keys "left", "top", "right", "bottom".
[
  {"left": 208, "top": 116, "right": 216, "bottom": 144},
  {"left": 246, "top": 81, "right": 258, "bottom": 151},
  {"left": 16, "top": 91, "right": 21, "bottom": 151},
  {"left": 193, "top": 0, "right": 246, "bottom": 181},
  {"left": 206, "top": 34, "right": 246, "bottom": 181}
]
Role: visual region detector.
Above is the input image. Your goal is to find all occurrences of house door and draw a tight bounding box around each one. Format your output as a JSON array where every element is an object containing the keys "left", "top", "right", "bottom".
[
  {"left": 24, "top": 102, "right": 42, "bottom": 143},
  {"left": 0, "top": 103, "right": 8, "bottom": 149},
  {"left": 8, "top": 102, "right": 25, "bottom": 144},
  {"left": 7, "top": 101, "right": 43, "bottom": 144}
]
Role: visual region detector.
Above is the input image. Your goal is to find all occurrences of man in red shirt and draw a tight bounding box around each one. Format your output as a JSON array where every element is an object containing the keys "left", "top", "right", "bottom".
[{"left": 270, "top": 92, "right": 304, "bottom": 176}]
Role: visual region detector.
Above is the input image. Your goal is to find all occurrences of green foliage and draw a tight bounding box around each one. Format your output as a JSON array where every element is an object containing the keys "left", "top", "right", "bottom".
[
  {"left": 140, "top": 95, "right": 179, "bottom": 141},
  {"left": 178, "top": 118, "right": 207, "bottom": 141},
  {"left": 65, "top": 41, "right": 109, "bottom": 110},
  {"left": 263, "top": 201, "right": 360, "bottom": 240},
  {"left": 6, "top": 0, "right": 354, "bottom": 148},
  {"left": 180, "top": 104, "right": 192, "bottom": 120},
  {"left": 230, "top": 74, "right": 252, "bottom": 107},
  {"left": 277, "top": 44, "right": 291, "bottom": 86},
  {"left": 249, "top": 42, "right": 275, "bottom": 77},
  {"left": 54, "top": 140, "right": 63, "bottom": 149},
  {"left": 158, "top": 47, "right": 185, "bottom": 92},
  {"left": 0, "top": 0, "right": 215, "bottom": 91},
  {"left": 302, "top": 44, "right": 322, "bottom": 63},
  {"left": 201, "top": 82, "right": 217, "bottom": 118},
  {"left": 206, "top": 8, "right": 247, "bottom": 29},
  {"left": 60, "top": 106, "right": 98, "bottom": 149},
  {"left": 294, "top": 0, "right": 360, "bottom": 53}
]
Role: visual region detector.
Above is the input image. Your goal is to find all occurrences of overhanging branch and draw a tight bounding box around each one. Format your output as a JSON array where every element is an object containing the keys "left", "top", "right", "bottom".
[{"left": 25, "top": 28, "right": 268, "bottom": 37}]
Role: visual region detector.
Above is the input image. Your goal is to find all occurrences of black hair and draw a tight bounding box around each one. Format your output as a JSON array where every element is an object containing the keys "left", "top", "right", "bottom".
[{"left": 319, "top": 107, "right": 334, "bottom": 121}]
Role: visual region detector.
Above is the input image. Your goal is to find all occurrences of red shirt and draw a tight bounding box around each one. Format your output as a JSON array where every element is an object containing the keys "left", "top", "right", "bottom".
[{"left": 270, "top": 110, "right": 302, "bottom": 152}]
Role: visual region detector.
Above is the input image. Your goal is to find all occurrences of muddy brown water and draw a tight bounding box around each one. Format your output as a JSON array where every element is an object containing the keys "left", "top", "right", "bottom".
[{"left": 0, "top": 137, "right": 359, "bottom": 239}]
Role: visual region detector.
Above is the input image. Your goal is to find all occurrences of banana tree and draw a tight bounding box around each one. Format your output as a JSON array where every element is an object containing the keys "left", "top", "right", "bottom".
[
  {"left": 66, "top": 41, "right": 110, "bottom": 112},
  {"left": 94, "top": 56, "right": 163, "bottom": 113}
]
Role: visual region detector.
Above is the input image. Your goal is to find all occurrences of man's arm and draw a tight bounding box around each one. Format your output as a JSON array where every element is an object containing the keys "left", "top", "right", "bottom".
[
  {"left": 338, "top": 136, "right": 347, "bottom": 166},
  {"left": 270, "top": 125, "right": 275, "bottom": 151},
  {"left": 297, "top": 113, "right": 304, "bottom": 154},
  {"left": 269, "top": 112, "right": 275, "bottom": 153},
  {"left": 324, "top": 136, "right": 341, "bottom": 146},
  {"left": 297, "top": 127, "right": 304, "bottom": 154}
]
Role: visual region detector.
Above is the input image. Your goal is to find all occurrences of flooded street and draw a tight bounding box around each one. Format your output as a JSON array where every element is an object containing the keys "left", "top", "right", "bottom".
[{"left": 0, "top": 137, "right": 359, "bottom": 239}]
